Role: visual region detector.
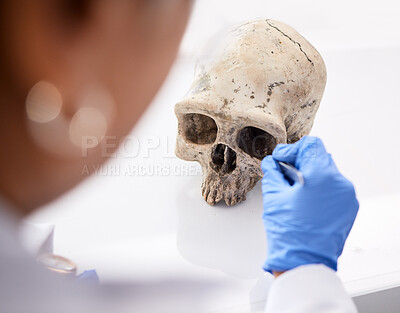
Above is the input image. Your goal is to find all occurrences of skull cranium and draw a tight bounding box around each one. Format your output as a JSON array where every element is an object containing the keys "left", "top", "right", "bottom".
[{"left": 175, "top": 19, "right": 327, "bottom": 206}]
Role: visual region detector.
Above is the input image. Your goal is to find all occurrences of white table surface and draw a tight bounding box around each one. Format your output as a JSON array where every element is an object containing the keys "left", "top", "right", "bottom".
[{"left": 27, "top": 45, "right": 400, "bottom": 311}]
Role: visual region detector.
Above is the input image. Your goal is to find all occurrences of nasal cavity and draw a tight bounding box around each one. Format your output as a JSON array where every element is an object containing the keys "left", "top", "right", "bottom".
[{"left": 211, "top": 144, "right": 237, "bottom": 174}]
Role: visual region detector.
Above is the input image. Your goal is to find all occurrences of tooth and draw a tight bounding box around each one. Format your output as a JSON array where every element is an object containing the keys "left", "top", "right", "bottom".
[
  {"left": 225, "top": 191, "right": 234, "bottom": 206},
  {"left": 203, "top": 186, "right": 210, "bottom": 200},
  {"left": 235, "top": 193, "right": 241, "bottom": 204},
  {"left": 215, "top": 190, "right": 223, "bottom": 203},
  {"left": 207, "top": 190, "right": 217, "bottom": 205}
]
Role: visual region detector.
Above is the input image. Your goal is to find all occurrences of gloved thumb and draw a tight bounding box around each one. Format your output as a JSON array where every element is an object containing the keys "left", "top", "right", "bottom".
[{"left": 261, "top": 155, "right": 290, "bottom": 189}]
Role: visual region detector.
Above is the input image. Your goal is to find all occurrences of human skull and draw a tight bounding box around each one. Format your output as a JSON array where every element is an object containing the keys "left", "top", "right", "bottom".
[{"left": 175, "top": 19, "right": 327, "bottom": 206}]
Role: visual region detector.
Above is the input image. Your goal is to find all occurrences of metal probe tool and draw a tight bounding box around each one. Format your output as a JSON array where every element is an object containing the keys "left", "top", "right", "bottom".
[{"left": 278, "top": 161, "right": 305, "bottom": 186}]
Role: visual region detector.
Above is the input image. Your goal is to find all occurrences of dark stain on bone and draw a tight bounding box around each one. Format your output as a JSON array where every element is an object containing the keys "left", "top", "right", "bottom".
[
  {"left": 250, "top": 95, "right": 255, "bottom": 99},
  {"left": 267, "top": 81, "right": 285, "bottom": 98},
  {"left": 232, "top": 78, "right": 235, "bottom": 83},
  {"left": 284, "top": 99, "right": 318, "bottom": 135},
  {"left": 266, "top": 20, "right": 314, "bottom": 66},
  {"left": 269, "top": 82, "right": 285, "bottom": 89},
  {"left": 233, "top": 86, "right": 241, "bottom": 93},
  {"left": 227, "top": 128, "right": 236, "bottom": 136},
  {"left": 300, "top": 99, "right": 316, "bottom": 109}
]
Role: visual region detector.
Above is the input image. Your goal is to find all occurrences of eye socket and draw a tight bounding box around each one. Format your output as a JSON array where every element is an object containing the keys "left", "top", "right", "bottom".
[
  {"left": 237, "top": 127, "right": 277, "bottom": 160},
  {"left": 182, "top": 113, "right": 217, "bottom": 144}
]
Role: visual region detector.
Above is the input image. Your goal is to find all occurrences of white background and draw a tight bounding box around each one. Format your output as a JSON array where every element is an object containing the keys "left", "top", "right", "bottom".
[{"left": 27, "top": 0, "right": 400, "bottom": 311}]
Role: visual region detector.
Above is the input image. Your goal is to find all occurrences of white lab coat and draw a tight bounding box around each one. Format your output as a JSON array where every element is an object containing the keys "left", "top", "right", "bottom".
[
  {"left": 0, "top": 200, "right": 357, "bottom": 313},
  {"left": 265, "top": 265, "right": 358, "bottom": 313},
  {"left": 0, "top": 201, "right": 225, "bottom": 313}
]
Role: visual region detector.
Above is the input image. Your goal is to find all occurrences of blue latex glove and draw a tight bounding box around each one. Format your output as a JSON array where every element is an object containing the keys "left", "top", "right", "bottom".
[
  {"left": 261, "top": 136, "right": 359, "bottom": 273},
  {"left": 77, "top": 270, "right": 99, "bottom": 284}
]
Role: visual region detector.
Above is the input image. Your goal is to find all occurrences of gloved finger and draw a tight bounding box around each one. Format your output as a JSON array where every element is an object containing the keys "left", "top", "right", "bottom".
[
  {"left": 271, "top": 137, "right": 307, "bottom": 165},
  {"left": 315, "top": 153, "right": 338, "bottom": 173},
  {"left": 274, "top": 136, "right": 329, "bottom": 171},
  {"left": 261, "top": 156, "right": 290, "bottom": 189},
  {"left": 295, "top": 136, "right": 329, "bottom": 171}
]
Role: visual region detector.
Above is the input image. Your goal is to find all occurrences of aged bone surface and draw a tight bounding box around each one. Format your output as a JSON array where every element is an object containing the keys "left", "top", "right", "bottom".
[{"left": 175, "top": 19, "right": 327, "bottom": 206}]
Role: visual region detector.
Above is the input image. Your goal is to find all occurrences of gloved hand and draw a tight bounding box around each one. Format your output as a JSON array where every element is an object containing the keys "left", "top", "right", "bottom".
[{"left": 261, "top": 136, "right": 359, "bottom": 273}]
